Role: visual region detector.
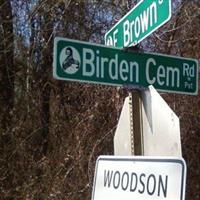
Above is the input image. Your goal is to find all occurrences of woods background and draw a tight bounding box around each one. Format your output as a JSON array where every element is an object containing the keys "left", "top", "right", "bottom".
[{"left": 0, "top": 0, "right": 200, "bottom": 199}]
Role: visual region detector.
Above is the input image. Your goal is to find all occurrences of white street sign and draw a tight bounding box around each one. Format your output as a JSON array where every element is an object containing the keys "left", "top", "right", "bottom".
[
  {"left": 92, "top": 156, "right": 186, "bottom": 200},
  {"left": 114, "top": 97, "right": 132, "bottom": 155},
  {"left": 114, "top": 85, "right": 182, "bottom": 156}
]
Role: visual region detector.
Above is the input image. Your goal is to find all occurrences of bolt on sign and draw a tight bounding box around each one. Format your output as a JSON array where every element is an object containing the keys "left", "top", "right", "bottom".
[
  {"left": 105, "top": 0, "right": 171, "bottom": 48},
  {"left": 92, "top": 156, "right": 187, "bottom": 200},
  {"left": 53, "top": 37, "right": 198, "bottom": 95}
]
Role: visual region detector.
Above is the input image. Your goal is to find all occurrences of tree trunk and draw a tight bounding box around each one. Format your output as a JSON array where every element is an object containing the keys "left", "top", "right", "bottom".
[
  {"left": 40, "top": 13, "right": 53, "bottom": 155},
  {"left": 0, "top": 0, "right": 14, "bottom": 131}
]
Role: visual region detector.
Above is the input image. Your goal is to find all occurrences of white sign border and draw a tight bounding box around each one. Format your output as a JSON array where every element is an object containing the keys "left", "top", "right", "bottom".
[
  {"left": 92, "top": 156, "right": 187, "bottom": 200},
  {"left": 53, "top": 37, "right": 199, "bottom": 95},
  {"left": 104, "top": 0, "right": 172, "bottom": 47}
]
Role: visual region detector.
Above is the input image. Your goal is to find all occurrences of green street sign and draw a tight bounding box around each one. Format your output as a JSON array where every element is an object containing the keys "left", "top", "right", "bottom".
[
  {"left": 105, "top": 0, "right": 171, "bottom": 48},
  {"left": 53, "top": 37, "right": 198, "bottom": 95}
]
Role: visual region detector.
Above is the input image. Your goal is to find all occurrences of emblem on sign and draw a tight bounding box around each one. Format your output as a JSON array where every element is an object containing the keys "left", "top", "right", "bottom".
[{"left": 60, "top": 46, "right": 80, "bottom": 74}]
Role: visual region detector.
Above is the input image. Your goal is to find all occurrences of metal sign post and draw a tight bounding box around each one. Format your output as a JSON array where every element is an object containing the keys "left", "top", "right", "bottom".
[
  {"left": 129, "top": 90, "right": 144, "bottom": 155},
  {"left": 126, "top": 46, "right": 144, "bottom": 156},
  {"left": 113, "top": 91, "right": 145, "bottom": 156}
]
